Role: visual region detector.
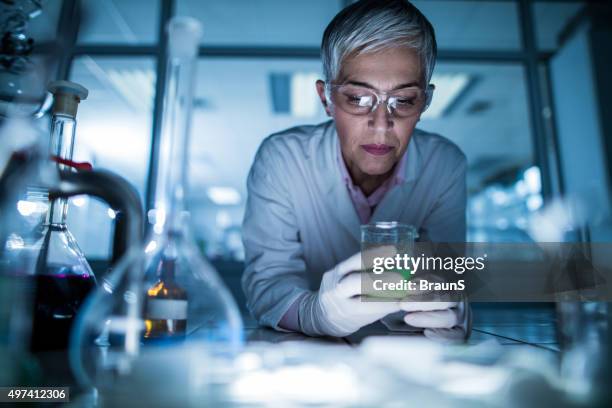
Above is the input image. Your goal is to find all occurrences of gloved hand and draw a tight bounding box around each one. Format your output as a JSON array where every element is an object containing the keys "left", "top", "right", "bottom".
[
  {"left": 298, "top": 251, "right": 402, "bottom": 337},
  {"left": 399, "top": 299, "right": 472, "bottom": 343}
]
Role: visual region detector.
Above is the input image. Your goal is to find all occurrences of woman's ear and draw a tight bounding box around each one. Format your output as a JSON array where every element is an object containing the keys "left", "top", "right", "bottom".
[{"left": 316, "top": 79, "right": 333, "bottom": 117}]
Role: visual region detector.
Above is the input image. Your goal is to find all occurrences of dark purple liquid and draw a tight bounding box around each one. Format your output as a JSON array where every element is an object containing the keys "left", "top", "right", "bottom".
[{"left": 30, "top": 267, "right": 96, "bottom": 351}]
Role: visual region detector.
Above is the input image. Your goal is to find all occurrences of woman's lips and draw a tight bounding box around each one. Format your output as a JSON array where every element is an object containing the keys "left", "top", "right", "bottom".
[{"left": 361, "top": 144, "right": 394, "bottom": 156}]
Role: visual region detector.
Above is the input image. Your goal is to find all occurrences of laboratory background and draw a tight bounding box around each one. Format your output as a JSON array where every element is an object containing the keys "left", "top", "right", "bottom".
[
  {"left": 21, "top": 0, "right": 608, "bottom": 297},
  {"left": 1, "top": 0, "right": 611, "bottom": 406},
  {"left": 49, "top": 0, "right": 610, "bottom": 312}
]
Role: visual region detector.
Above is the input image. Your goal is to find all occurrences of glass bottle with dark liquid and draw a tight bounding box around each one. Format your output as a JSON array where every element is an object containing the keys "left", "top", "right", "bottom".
[
  {"left": 144, "top": 257, "right": 187, "bottom": 342},
  {"left": 30, "top": 80, "right": 96, "bottom": 351}
]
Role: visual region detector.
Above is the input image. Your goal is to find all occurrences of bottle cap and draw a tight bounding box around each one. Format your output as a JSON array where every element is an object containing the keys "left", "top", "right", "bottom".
[{"left": 48, "top": 80, "right": 89, "bottom": 118}]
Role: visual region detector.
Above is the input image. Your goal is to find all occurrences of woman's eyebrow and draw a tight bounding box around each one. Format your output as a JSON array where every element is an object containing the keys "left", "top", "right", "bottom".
[
  {"left": 345, "top": 80, "right": 376, "bottom": 88},
  {"left": 392, "top": 81, "right": 420, "bottom": 90},
  {"left": 345, "top": 80, "right": 420, "bottom": 90}
]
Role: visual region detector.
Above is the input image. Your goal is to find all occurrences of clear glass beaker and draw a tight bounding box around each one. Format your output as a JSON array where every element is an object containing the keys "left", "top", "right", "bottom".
[
  {"left": 361, "top": 222, "right": 419, "bottom": 275},
  {"left": 361, "top": 222, "right": 418, "bottom": 247},
  {"left": 360, "top": 222, "right": 418, "bottom": 299}
]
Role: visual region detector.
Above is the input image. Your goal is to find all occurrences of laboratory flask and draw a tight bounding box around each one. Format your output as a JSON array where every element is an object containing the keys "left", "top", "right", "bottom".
[
  {"left": 29, "top": 80, "right": 97, "bottom": 351},
  {"left": 0, "top": 108, "right": 143, "bottom": 382},
  {"left": 69, "top": 17, "right": 244, "bottom": 395}
]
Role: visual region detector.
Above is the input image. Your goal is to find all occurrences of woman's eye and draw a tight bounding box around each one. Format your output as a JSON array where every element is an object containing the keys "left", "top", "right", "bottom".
[
  {"left": 347, "top": 95, "right": 368, "bottom": 105},
  {"left": 396, "top": 98, "right": 416, "bottom": 106}
]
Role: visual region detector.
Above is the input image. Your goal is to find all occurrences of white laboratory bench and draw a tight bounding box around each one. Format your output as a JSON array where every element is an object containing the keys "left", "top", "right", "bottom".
[{"left": 39, "top": 305, "right": 608, "bottom": 408}]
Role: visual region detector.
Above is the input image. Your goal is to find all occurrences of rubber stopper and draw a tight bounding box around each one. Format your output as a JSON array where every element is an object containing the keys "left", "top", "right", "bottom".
[{"left": 48, "top": 80, "right": 89, "bottom": 118}]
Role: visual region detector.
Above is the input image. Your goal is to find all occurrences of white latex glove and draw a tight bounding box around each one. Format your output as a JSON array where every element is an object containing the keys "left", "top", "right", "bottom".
[
  {"left": 298, "top": 251, "right": 402, "bottom": 337},
  {"left": 399, "top": 299, "right": 472, "bottom": 342}
]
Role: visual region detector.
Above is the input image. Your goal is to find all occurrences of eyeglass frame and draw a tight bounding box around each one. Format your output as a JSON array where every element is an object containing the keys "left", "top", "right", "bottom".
[{"left": 324, "top": 82, "right": 435, "bottom": 118}]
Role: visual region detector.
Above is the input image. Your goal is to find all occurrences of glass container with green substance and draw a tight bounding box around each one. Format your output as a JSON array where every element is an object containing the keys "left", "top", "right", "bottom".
[{"left": 361, "top": 222, "right": 418, "bottom": 299}]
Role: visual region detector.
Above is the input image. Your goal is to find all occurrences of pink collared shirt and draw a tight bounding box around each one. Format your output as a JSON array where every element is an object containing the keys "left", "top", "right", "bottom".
[{"left": 336, "top": 139, "right": 407, "bottom": 224}]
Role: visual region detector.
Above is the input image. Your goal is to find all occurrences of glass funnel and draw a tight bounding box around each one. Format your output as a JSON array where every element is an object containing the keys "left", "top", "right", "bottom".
[{"left": 70, "top": 17, "right": 244, "bottom": 400}]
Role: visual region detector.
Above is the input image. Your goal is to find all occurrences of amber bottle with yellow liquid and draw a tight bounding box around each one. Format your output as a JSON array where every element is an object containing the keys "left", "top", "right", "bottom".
[{"left": 144, "top": 257, "right": 187, "bottom": 341}]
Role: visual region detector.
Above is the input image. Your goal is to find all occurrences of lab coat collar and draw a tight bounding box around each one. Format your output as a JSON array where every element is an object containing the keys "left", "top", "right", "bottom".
[
  {"left": 316, "top": 121, "right": 362, "bottom": 243},
  {"left": 316, "top": 121, "right": 423, "bottom": 243}
]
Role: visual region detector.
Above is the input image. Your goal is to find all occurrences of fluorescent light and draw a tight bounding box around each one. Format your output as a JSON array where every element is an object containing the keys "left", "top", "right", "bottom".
[
  {"left": 523, "top": 166, "right": 542, "bottom": 194},
  {"left": 107, "top": 68, "right": 155, "bottom": 112},
  {"left": 81, "top": 56, "right": 154, "bottom": 112},
  {"left": 290, "top": 72, "right": 319, "bottom": 117},
  {"left": 421, "top": 73, "right": 470, "bottom": 119},
  {"left": 207, "top": 187, "right": 241, "bottom": 205}
]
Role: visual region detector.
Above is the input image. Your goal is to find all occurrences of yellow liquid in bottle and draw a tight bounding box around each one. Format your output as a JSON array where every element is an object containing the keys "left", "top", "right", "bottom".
[{"left": 143, "top": 259, "right": 187, "bottom": 341}]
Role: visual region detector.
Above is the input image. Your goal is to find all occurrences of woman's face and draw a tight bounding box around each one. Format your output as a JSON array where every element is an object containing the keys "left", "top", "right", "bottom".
[{"left": 317, "top": 47, "right": 425, "bottom": 179}]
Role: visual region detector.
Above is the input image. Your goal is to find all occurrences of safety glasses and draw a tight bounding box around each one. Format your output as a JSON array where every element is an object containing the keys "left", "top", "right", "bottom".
[{"left": 326, "top": 83, "right": 434, "bottom": 118}]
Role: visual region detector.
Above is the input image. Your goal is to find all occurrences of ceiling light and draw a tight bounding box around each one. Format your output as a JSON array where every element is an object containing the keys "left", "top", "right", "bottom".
[
  {"left": 422, "top": 73, "right": 470, "bottom": 119},
  {"left": 107, "top": 68, "right": 155, "bottom": 112},
  {"left": 207, "top": 186, "right": 241, "bottom": 205},
  {"left": 290, "top": 72, "right": 319, "bottom": 117},
  {"left": 270, "top": 72, "right": 320, "bottom": 117}
]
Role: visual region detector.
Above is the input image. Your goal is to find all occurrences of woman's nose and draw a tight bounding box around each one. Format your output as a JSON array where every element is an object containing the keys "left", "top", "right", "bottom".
[{"left": 368, "top": 98, "right": 394, "bottom": 132}]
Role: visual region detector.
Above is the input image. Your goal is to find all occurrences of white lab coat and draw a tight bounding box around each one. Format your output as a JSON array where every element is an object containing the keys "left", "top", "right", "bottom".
[{"left": 242, "top": 120, "right": 467, "bottom": 330}]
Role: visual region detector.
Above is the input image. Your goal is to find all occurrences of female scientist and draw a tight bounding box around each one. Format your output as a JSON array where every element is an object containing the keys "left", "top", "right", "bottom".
[{"left": 242, "top": 0, "right": 469, "bottom": 340}]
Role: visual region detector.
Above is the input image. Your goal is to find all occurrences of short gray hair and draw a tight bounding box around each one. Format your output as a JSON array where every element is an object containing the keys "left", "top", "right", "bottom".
[{"left": 321, "top": 0, "right": 437, "bottom": 86}]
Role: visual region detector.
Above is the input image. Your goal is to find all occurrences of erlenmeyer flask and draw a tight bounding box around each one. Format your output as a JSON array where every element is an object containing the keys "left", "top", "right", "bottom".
[
  {"left": 70, "top": 16, "right": 243, "bottom": 396},
  {"left": 29, "top": 80, "right": 97, "bottom": 351}
]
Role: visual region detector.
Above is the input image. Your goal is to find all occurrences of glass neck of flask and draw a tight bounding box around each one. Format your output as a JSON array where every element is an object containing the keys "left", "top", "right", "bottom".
[
  {"left": 47, "top": 113, "right": 76, "bottom": 226},
  {"left": 150, "top": 54, "right": 196, "bottom": 236}
]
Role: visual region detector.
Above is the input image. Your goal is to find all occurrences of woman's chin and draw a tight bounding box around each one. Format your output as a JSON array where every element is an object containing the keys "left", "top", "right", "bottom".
[{"left": 358, "top": 161, "right": 395, "bottom": 177}]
